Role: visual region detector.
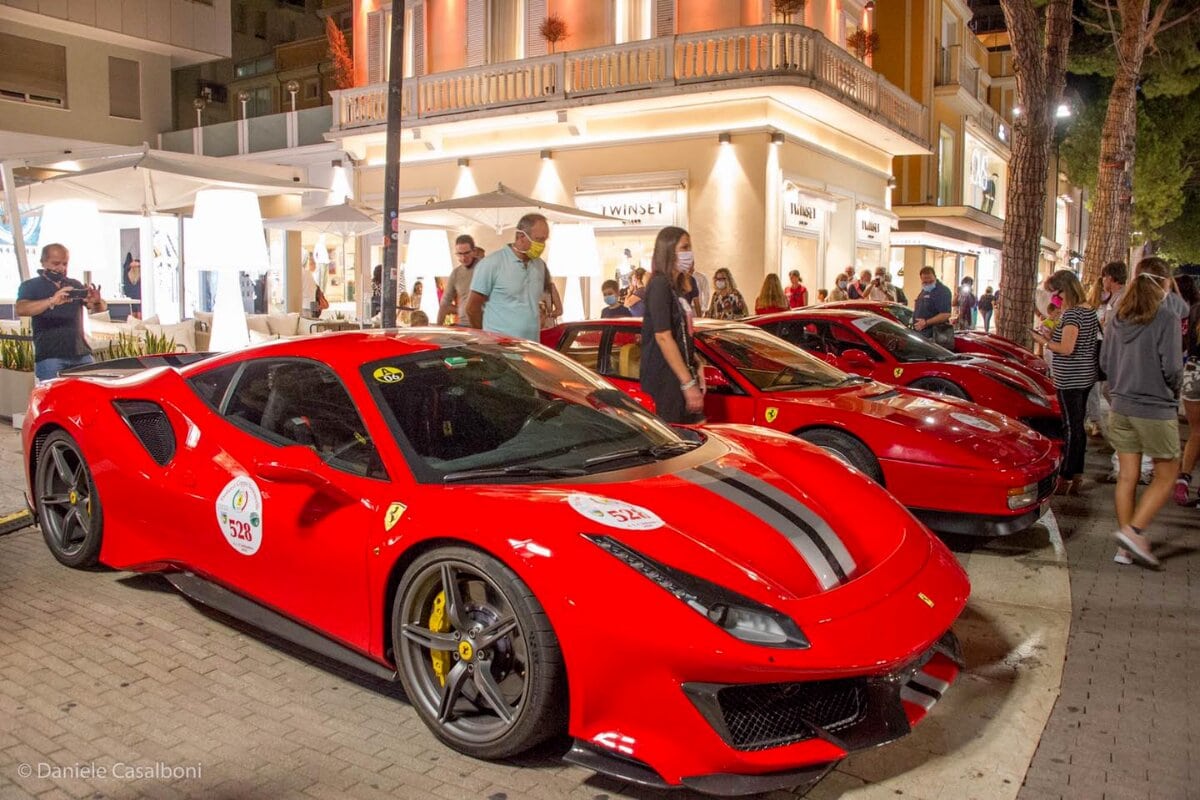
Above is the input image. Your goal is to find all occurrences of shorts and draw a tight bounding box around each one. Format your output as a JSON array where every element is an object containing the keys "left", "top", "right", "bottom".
[
  {"left": 1182, "top": 362, "right": 1200, "bottom": 403},
  {"left": 1108, "top": 411, "right": 1180, "bottom": 460}
]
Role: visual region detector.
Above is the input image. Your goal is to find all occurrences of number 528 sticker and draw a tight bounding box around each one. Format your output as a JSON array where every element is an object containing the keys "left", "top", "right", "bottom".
[
  {"left": 567, "top": 494, "right": 664, "bottom": 530},
  {"left": 215, "top": 476, "right": 264, "bottom": 555}
]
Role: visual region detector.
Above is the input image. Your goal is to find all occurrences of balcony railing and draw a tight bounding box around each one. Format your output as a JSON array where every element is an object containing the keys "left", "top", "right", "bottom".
[
  {"left": 158, "top": 106, "right": 333, "bottom": 157},
  {"left": 936, "top": 45, "right": 982, "bottom": 101},
  {"left": 331, "top": 25, "right": 927, "bottom": 145}
]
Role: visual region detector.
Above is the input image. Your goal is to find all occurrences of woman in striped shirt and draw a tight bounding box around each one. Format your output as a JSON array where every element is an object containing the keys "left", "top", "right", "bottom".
[{"left": 1033, "top": 270, "right": 1100, "bottom": 494}]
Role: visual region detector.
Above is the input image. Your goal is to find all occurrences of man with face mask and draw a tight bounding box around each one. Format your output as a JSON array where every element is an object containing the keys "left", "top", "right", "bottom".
[
  {"left": 15, "top": 243, "right": 107, "bottom": 382},
  {"left": 437, "top": 234, "right": 480, "bottom": 326},
  {"left": 913, "top": 266, "right": 953, "bottom": 344},
  {"left": 466, "top": 213, "right": 551, "bottom": 340}
]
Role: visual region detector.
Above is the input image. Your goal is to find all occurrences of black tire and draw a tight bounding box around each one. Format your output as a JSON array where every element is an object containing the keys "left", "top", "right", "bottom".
[
  {"left": 392, "top": 546, "right": 567, "bottom": 759},
  {"left": 909, "top": 376, "right": 970, "bottom": 401},
  {"left": 34, "top": 431, "right": 103, "bottom": 568},
  {"left": 799, "top": 429, "right": 884, "bottom": 484}
]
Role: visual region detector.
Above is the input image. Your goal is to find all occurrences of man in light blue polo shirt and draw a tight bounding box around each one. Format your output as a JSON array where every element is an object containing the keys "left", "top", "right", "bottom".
[{"left": 466, "top": 213, "right": 551, "bottom": 340}]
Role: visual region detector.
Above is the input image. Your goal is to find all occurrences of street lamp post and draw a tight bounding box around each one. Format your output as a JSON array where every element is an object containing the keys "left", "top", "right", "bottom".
[
  {"left": 192, "top": 97, "right": 206, "bottom": 128},
  {"left": 286, "top": 80, "right": 299, "bottom": 113}
]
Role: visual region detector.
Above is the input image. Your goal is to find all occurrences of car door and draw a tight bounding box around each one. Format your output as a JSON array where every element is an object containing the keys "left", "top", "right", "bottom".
[
  {"left": 599, "top": 327, "right": 658, "bottom": 411},
  {"left": 693, "top": 344, "right": 758, "bottom": 425},
  {"left": 182, "top": 357, "right": 390, "bottom": 650}
]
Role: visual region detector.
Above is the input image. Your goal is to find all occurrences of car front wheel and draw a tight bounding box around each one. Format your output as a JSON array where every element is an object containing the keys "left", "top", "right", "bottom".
[
  {"left": 35, "top": 431, "right": 104, "bottom": 568},
  {"left": 798, "top": 429, "right": 884, "bottom": 484},
  {"left": 392, "top": 546, "right": 567, "bottom": 759}
]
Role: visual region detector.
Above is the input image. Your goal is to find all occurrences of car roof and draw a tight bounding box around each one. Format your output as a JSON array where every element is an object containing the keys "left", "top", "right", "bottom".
[
  {"left": 177, "top": 328, "right": 516, "bottom": 377},
  {"left": 554, "top": 318, "right": 752, "bottom": 333},
  {"left": 749, "top": 308, "right": 872, "bottom": 323}
]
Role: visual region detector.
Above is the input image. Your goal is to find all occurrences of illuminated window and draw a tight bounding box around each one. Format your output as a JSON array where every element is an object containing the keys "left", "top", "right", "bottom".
[
  {"left": 615, "top": 0, "right": 652, "bottom": 43},
  {"left": 487, "top": 0, "right": 524, "bottom": 63},
  {"left": 937, "top": 128, "right": 955, "bottom": 207},
  {"left": 368, "top": 8, "right": 416, "bottom": 83}
]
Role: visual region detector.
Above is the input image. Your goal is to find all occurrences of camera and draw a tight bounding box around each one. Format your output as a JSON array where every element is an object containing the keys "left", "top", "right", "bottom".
[{"left": 66, "top": 288, "right": 89, "bottom": 300}]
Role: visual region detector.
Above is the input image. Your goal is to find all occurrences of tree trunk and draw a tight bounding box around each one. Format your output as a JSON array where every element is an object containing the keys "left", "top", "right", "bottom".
[
  {"left": 1081, "top": 0, "right": 1151, "bottom": 285},
  {"left": 996, "top": 0, "right": 1072, "bottom": 348}
]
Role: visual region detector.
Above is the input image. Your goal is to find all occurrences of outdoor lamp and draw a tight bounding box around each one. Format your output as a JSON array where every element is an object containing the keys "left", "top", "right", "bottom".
[
  {"left": 189, "top": 189, "right": 270, "bottom": 351},
  {"left": 546, "top": 224, "right": 601, "bottom": 323}
]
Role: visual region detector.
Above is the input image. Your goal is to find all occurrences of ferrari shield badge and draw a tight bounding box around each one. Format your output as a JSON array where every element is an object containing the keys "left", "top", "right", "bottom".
[
  {"left": 567, "top": 494, "right": 664, "bottom": 531},
  {"left": 893, "top": 367, "right": 904, "bottom": 379},
  {"left": 384, "top": 502, "right": 407, "bottom": 532},
  {"left": 373, "top": 366, "right": 405, "bottom": 384},
  {"left": 764, "top": 407, "right": 779, "bottom": 424},
  {"left": 215, "top": 476, "right": 264, "bottom": 556}
]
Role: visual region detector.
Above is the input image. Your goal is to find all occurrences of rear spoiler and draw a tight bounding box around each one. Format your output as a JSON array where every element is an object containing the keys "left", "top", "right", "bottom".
[{"left": 60, "top": 352, "right": 218, "bottom": 379}]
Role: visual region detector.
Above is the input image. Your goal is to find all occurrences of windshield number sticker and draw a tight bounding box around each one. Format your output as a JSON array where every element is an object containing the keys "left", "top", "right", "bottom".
[
  {"left": 373, "top": 367, "right": 405, "bottom": 383},
  {"left": 568, "top": 494, "right": 664, "bottom": 531},
  {"left": 215, "top": 476, "right": 264, "bottom": 556},
  {"left": 950, "top": 412, "right": 1001, "bottom": 433}
]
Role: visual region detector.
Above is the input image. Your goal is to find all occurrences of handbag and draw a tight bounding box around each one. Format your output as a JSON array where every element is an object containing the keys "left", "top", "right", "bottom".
[{"left": 315, "top": 287, "right": 330, "bottom": 312}]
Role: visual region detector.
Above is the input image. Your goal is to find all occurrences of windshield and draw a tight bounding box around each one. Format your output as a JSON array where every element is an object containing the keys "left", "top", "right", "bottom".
[
  {"left": 882, "top": 304, "right": 914, "bottom": 327},
  {"left": 851, "top": 316, "right": 957, "bottom": 362},
  {"left": 364, "top": 340, "right": 694, "bottom": 482},
  {"left": 699, "top": 327, "right": 850, "bottom": 391}
]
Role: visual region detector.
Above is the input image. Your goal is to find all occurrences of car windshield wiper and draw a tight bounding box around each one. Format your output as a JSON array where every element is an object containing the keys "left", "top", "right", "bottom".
[
  {"left": 583, "top": 441, "right": 698, "bottom": 468},
  {"left": 442, "top": 465, "right": 587, "bottom": 483},
  {"left": 836, "top": 375, "right": 873, "bottom": 386}
]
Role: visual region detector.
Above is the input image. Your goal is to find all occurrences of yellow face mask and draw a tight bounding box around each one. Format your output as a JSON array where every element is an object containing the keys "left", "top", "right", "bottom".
[{"left": 526, "top": 240, "right": 546, "bottom": 259}]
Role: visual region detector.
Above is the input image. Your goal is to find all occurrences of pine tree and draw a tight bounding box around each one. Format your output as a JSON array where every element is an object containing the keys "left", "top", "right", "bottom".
[{"left": 326, "top": 17, "right": 354, "bottom": 91}]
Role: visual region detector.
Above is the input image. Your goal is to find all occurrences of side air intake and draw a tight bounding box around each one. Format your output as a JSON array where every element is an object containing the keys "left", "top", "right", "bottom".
[{"left": 113, "top": 400, "right": 176, "bottom": 466}]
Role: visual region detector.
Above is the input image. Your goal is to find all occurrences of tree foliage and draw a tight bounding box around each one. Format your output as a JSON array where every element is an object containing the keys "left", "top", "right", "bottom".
[{"left": 326, "top": 17, "right": 354, "bottom": 91}]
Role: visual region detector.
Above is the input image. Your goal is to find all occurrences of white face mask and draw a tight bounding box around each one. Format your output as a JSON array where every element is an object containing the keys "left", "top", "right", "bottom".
[{"left": 675, "top": 251, "right": 695, "bottom": 272}]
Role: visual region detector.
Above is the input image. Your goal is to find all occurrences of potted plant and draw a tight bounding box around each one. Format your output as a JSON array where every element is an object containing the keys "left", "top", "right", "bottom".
[
  {"left": 0, "top": 330, "right": 35, "bottom": 421},
  {"left": 539, "top": 13, "right": 568, "bottom": 53},
  {"left": 847, "top": 28, "right": 880, "bottom": 61},
  {"left": 774, "top": 0, "right": 806, "bottom": 24}
]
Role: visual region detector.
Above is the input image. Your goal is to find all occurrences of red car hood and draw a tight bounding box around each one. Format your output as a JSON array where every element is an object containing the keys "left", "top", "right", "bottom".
[
  {"left": 475, "top": 434, "right": 936, "bottom": 614},
  {"left": 955, "top": 355, "right": 1045, "bottom": 395},
  {"left": 839, "top": 382, "right": 1054, "bottom": 466}
]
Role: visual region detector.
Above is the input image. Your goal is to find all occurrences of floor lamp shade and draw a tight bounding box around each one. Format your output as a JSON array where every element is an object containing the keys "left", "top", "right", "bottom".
[
  {"left": 546, "top": 224, "right": 601, "bottom": 322},
  {"left": 190, "top": 190, "right": 270, "bottom": 350},
  {"left": 37, "top": 199, "right": 103, "bottom": 279},
  {"left": 404, "top": 229, "right": 453, "bottom": 322}
]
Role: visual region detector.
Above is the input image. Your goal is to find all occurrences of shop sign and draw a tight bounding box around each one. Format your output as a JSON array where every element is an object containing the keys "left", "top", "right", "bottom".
[
  {"left": 857, "top": 214, "right": 881, "bottom": 242},
  {"left": 575, "top": 190, "right": 678, "bottom": 228},
  {"left": 784, "top": 201, "right": 822, "bottom": 230}
]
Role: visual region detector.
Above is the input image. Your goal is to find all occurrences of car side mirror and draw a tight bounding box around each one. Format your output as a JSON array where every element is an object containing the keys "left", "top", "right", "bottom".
[
  {"left": 702, "top": 365, "right": 733, "bottom": 394},
  {"left": 840, "top": 349, "right": 874, "bottom": 369},
  {"left": 255, "top": 446, "right": 356, "bottom": 505}
]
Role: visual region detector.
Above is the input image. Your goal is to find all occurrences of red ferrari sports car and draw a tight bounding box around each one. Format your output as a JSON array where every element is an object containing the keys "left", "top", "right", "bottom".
[
  {"left": 23, "top": 331, "right": 968, "bottom": 796},
  {"left": 543, "top": 320, "right": 1059, "bottom": 537},
  {"left": 822, "top": 300, "right": 1050, "bottom": 379},
  {"left": 749, "top": 309, "right": 1064, "bottom": 441}
]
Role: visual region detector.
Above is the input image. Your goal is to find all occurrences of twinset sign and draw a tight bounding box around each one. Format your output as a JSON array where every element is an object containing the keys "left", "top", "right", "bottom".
[
  {"left": 784, "top": 201, "right": 822, "bottom": 230},
  {"left": 857, "top": 213, "right": 882, "bottom": 242},
  {"left": 575, "top": 190, "right": 677, "bottom": 228}
]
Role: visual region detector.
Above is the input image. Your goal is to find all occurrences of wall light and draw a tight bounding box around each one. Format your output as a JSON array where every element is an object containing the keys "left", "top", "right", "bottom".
[
  {"left": 1056, "top": 103, "right": 1072, "bottom": 119},
  {"left": 887, "top": 176, "right": 898, "bottom": 188},
  {"left": 718, "top": 132, "right": 732, "bottom": 145},
  {"left": 771, "top": 132, "right": 785, "bottom": 146},
  {"left": 540, "top": 149, "right": 553, "bottom": 160},
  {"left": 457, "top": 157, "right": 470, "bottom": 167}
]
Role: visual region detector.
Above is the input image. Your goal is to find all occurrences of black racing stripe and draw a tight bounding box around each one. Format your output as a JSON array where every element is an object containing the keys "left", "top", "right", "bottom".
[
  {"left": 904, "top": 680, "right": 942, "bottom": 701},
  {"left": 695, "top": 464, "right": 848, "bottom": 583}
]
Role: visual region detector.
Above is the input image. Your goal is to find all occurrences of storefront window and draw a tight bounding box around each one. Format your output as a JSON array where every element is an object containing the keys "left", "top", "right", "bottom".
[
  {"left": 889, "top": 246, "right": 906, "bottom": 285},
  {"left": 855, "top": 244, "right": 881, "bottom": 274},
  {"left": 963, "top": 132, "right": 1005, "bottom": 217},
  {"left": 781, "top": 234, "right": 820, "bottom": 297}
]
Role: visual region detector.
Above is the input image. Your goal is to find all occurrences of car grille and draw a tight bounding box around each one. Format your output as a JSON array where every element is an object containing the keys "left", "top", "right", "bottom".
[{"left": 716, "top": 679, "right": 867, "bottom": 751}]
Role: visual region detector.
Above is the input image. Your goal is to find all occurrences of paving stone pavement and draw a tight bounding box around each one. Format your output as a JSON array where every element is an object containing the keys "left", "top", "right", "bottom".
[{"left": 1018, "top": 445, "right": 1199, "bottom": 800}]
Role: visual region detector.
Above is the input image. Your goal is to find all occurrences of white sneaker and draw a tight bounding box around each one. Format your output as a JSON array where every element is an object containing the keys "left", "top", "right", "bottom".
[{"left": 1114, "top": 550, "right": 1133, "bottom": 565}]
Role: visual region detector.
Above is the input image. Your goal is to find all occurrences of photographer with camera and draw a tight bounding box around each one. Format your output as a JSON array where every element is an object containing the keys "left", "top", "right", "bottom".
[{"left": 15, "top": 243, "right": 107, "bottom": 382}]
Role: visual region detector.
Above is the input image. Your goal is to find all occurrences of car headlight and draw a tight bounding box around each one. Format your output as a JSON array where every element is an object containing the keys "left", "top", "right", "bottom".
[
  {"left": 1007, "top": 483, "right": 1038, "bottom": 510},
  {"left": 1022, "top": 390, "right": 1051, "bottom": 408},
  {"left": 987, "top": 372, "right": 1051, "bottom": 408},
  {"left": 585, "top": 534, "right": 809, "bottom": 648}
]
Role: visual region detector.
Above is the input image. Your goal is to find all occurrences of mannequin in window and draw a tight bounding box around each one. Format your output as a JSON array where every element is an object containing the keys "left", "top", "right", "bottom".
[
  {"left": 121, "top": 254, "right": 142, "bottom": 301},
  {"left": 981, "top": 173, "right": 998, "bottom": 215}
]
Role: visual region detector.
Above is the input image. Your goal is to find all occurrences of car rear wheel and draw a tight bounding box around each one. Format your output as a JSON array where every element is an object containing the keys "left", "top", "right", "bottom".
[
  {"left": 393, "top": 546, "right": 567, "bottom": 759},
  {"left": 34, "top": 431, "right": 103, "bottom": 568},
  {"left": 798, "top": 429, "right": 884, "bottom": 484},
  {"left": 909, "top": 377, "right": 970, "bottom": 401}
]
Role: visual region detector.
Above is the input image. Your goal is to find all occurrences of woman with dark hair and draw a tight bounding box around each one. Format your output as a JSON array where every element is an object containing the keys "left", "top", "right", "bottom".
[
  {"left": 1102, "top": 257, "right": 1184, "bottom": 568},
  {"left": 1032, "top": 269, "right": 1100, "bottom": 494},
  {"left": 640, "top": 226, "right": 704, "bottom": 423},
  {"left": 121, "top": 253, "right": 142, "bottom": 301}
]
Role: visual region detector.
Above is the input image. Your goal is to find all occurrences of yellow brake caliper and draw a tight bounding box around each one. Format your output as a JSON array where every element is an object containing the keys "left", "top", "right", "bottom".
[{"left": 429, "top": 591, "right": 453, "bottom": 686}]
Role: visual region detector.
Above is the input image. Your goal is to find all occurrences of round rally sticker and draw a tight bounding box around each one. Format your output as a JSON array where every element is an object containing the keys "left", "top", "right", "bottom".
[
  {"left": 215, "top": 476, "right": 264, "bottom": 555},
  {"left": 567, "top": 494, "right": 664, "bottom": 530},
  {"left": 373, "top": 366, "right": 405, "bottom": 384},
  {"left": 950, "top": 412, "right": 1001, "bottom": 433}
]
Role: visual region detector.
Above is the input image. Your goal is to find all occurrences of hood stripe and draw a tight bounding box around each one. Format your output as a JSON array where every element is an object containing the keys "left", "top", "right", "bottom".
[
  {"left": 707, "top": 464, "right": 858, "bottom": 578},
  {"left": 679, "top": 466, "right": 849, "bottom": 590}
]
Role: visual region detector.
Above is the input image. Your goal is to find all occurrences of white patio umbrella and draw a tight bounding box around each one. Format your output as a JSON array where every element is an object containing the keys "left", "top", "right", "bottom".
[{"left": 392, "top": 183, "right": 627, "bottom": 233}]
